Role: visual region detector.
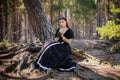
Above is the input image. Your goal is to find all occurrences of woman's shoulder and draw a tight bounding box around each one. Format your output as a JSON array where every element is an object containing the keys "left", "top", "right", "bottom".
[
  {"left": 65, "top": 28, "right": 74, "bottom": 38},
  {"left": 67, "top": 28, "right": 73, "bottom": 33},
  {"left": 65, "top": 28, "right": 74, "bottom": 35}
]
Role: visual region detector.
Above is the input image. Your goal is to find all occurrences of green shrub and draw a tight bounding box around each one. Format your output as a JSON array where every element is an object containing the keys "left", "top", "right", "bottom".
[{"left": 96, "top": 20, "right": 120, "bottom": 39}]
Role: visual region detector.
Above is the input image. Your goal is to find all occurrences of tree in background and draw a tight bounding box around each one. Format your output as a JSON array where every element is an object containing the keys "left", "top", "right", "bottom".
[
  {"left": 97, "top": 0, "right": 120, "bottom": 40},
  {"left": 41, "top": 0, "right": 97, "bottom": 39},
  {"left": 1, "top": 0, "right": 119, "bottom": 43},
  {"left": 0, "top": 0, "right": 9, "bottom": 42},
  {"left": 96, "top": 0, "right": 120, "bottom": 52},
  {"left": 0, "top": 0, "right": 24, "bottom": 42},
  {"left": 72, "top": 0, "right": 97, "bottom": 39},
  {"left": 0, "top": 1, "right": 3, "bottom": 42}
]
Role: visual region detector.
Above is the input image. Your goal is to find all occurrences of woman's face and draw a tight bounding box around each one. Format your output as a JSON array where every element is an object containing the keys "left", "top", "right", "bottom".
[{"left": 59, "top": 19, "right": 67, "bottom": 28}]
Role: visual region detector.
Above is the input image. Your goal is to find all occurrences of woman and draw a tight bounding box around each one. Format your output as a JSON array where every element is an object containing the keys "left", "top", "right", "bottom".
[{"left": 34, "top": 17, "right": 76, "bottom": 71}]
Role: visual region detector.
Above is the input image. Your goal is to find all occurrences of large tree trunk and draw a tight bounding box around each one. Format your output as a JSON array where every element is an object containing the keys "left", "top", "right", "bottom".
[
  {"left": 97, "top": 0, "right": 107, "bottom": 27},
  {"left": 23, "top": 0, "right": 54, "bottom": 43},
  {"left": 97, "top": 0, "right": 107, "bottom": 38}
]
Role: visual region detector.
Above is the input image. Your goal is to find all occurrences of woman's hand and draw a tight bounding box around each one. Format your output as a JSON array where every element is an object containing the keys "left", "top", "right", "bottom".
[{"left": 54, "top": 37, "right": 59, "bottom": 42}]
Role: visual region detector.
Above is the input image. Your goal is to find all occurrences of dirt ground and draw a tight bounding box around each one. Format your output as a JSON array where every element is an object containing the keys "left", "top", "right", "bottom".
[{"left": 0, "top": 39, "right": 120, "bottom": 80}]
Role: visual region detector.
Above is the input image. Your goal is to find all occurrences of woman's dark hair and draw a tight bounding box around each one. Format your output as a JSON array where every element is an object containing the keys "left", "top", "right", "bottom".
[{"left": 59, "top": 17, "right": 69, "bottom": 28}]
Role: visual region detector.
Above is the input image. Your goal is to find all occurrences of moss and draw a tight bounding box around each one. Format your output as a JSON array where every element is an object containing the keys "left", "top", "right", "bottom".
[{"left": 0, "top": 42, "right": 7, "bottom": 50}]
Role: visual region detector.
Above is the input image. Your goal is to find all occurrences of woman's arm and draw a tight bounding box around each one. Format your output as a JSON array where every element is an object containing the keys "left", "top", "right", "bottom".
[
  {"left": 61, "top": 33, "right": 72, "bottom": 44},
  {"left": 62, "top": 36, "right": 72, "bottom": 44}
]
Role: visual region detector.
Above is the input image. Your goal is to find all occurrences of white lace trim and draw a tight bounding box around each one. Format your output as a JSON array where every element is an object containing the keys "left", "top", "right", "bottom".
[{"left": 59, "top": 67, "right": 76, "bottom": 71}]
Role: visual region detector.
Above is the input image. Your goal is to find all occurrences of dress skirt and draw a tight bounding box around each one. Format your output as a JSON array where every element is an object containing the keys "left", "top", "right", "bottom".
[{"left": 35, "top": 41, "right": 76, "bottom": 71}]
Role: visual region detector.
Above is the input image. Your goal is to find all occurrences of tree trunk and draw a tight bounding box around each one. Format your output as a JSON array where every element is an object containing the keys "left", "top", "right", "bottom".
[
  {"left": 50, "top": 0, "right": 55, "bottom": 25},
  {"left": 97, "top": 0, "right": 107, "bottom": 38},
  {"left": 12, "top": 0, "right": 17, "bottom": 42},
  {"left": 0, "top": 1, "right": 3, "bottom": 42},
  {"left": 3, "top": 0, "right": 8, "bottom": 40},
  {"left": 23, "top": 0, "right": 54, "bottom": 43}
]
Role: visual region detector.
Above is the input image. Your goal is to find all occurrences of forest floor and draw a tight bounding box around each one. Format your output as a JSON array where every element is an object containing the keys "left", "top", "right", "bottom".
[{"left": 0, "top": 39, "right": 120, "bottom": 80}]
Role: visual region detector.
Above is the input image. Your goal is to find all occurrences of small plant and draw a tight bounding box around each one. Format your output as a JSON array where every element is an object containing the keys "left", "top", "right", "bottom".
[
  {"left": 110, "top": 44, "right": 120, "bottom": 52},
  {"left": 2, "top": 39, "right": 11, "bottom": 47}
]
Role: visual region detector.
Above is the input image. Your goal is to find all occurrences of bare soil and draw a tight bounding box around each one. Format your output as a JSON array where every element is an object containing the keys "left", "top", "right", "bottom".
[{"left": 0, "top": 39, "right": 120, "bottom": 80}]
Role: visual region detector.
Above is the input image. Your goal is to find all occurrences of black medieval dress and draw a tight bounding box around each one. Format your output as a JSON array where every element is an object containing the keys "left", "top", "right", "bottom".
[{"left": 34, "top": 28, "right": 76, "bottom": 71}]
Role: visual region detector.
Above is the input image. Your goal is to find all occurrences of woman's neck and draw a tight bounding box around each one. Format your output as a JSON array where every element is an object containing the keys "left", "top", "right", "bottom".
[
  {"left": 59, "top": 27, "right": 68, "bottom": 34},
  {"left": 61, "top": 26, "right": 67, "bottom": 29}
]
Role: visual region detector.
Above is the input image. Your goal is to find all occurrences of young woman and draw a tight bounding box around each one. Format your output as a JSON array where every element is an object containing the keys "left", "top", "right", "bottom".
[{"left": 34, "top": 17, "right": 76, "bottom": 71}]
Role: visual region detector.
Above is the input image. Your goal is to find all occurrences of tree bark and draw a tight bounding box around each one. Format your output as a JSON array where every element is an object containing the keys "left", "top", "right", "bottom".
[
  {"left": 23, "top": 0, "right": 54, "bottom": 43},
  {"left": 0, "top": 1, "right": 3, "bottom": 42},
  {"left": 97, "top": 0, "right": 107, "bottom": 27},
  {"left": 97, "top": 0, "right": 107, "bottom": 38},
  {"left": 3, "top": 0, "right": 8, "bottom": 39}
]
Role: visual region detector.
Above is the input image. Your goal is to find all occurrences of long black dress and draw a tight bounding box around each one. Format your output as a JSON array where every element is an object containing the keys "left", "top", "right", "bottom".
[{"left": 34, "top": 28, "right": 76, "bottom": 71}]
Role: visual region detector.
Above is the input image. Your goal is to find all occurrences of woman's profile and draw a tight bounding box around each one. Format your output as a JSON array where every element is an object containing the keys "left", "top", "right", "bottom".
[{"left": 34, "top": 17, "right": 76, "bottom": 71}]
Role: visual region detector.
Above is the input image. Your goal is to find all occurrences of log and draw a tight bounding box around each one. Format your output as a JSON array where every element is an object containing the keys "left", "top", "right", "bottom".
[
  {"left": 71, "top": 46, "right": 94, "bottom": 60},
  {"left": 72, "top": 46, "right": 111, "bottom": 66}
]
